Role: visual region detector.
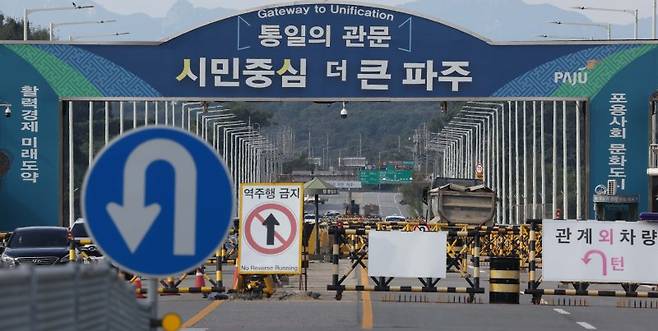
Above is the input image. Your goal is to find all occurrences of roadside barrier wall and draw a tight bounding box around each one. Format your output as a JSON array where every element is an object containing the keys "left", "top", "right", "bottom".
[{"left": 0, "top": 263, "right": 152, "bottom": 330}]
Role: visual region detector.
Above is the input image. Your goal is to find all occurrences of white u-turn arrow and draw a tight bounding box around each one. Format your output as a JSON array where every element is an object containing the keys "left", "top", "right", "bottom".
[{"left": 106, "top": 138, "right": 197, "bottom": 255}]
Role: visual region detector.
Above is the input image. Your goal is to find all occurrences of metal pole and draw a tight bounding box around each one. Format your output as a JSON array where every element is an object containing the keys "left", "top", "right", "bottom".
[
  {"left": 155, "top": 101, "right": 159, "bottom": 124},
  {"left": 508, "top": 101, "right": 513, "bottom": 224},
  {"left": 88, "top": 101, "right": 93, "bottom": 166},
  {"left": 187, "top": 106, "right": 192, "bottom": 131},
  {"left": 651, "top": 0, "right": 658, "bottom": 39},
  {"left": 119, "top": 101, "right": 124, "bottom": 134},
  {"left": 563, "top": 100, "right": 568, "bottom": 219},
  {"left": 148, "top": 278, "right": 158, "bottom": 330},
  {"left": 489, "top": 114, "right": 493, "bottom": 185},
  {"left": 24, "top": 9, "right": 28, "bottom": 41},
  {"left": 523, "top": 101, "right": 528, "bottom": 223},
  {"left": 132, "top": 101, "right": 137, "bottom": 129},
  {"left": 576, "top": 101, "right": 582, "bottom": 219},
  {"left": 104, "top": 101, "right": 109, "bottom": 145},
  {"left": 635, "top": 9, "right": 639, "bottom": 39},
  {"left": 502, "top": 104, "right": 507, "bottom": 224},
  {"left": 532, "top": 101, "right": 537, "bottom": 219},
  {"left": 314, "top": 194, "right": 320, "bottom": 258},
  {"left": 552, "top": 100, "right": 557, "bottom": 218},
  {"left": 495, "top": 110, "right": 500, "bottom": 223},
  {"left": 49, "top": 22, "right": 53, "bottom": 41},
  {"left": 515, "top": 101, "right": 520, "bottom": 224},
  {"left": 607, "top": 24, "right": 611, "bottom": 40},
  {"left": 654, "top": 0, "right": 657, "bottom": 39},
  {"left": 540, "top": 101, "right": 546, "bottom": 218},
  {"left": 145, "top": 101, "right": 149, "bottom": 126},
  {"left": 68, "top": 101, "right": 74, "bottom": 225},
  {"left": 165, "top": 102, "right": 169, "bottom": 126}
]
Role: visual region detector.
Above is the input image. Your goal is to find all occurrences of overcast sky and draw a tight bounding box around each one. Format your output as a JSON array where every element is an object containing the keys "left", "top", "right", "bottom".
[{"left": 90, "top": 0, "right": 657, "bottom": 24}]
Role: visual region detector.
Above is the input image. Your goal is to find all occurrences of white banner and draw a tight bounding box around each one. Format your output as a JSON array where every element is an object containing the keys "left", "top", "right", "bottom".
[
  {"left": 238, "top": 183, "right": 303, "bottom": 275},
  {"left": 368, "top": 231, "right": 447, "bottom": 278},
  {"left": 543, "top": 219, "right": 658, "bottom": 283}
]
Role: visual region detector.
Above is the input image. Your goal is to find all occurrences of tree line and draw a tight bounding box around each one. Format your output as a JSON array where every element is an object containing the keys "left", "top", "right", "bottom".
[{"left": 0, "top": 13, "right": 48, "bottom": 40}]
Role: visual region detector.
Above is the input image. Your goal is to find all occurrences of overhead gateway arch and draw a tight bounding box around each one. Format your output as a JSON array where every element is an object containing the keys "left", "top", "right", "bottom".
[{"left": 0, "top": 1, "right": 655, "bottom": 228}]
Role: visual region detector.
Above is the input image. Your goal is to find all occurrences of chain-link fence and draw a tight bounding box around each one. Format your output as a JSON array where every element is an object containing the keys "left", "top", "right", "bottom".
[{"left": 0, "top": 263, "right": 151, "bottom": 331}]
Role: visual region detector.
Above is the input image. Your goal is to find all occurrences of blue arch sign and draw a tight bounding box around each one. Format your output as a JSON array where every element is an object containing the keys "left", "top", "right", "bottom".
[
  {"left": 1, "top": 1, "right": 658, "bottom": 228},
  {"left": 82, "top": 127, "right": 233, "bottom": 276}
]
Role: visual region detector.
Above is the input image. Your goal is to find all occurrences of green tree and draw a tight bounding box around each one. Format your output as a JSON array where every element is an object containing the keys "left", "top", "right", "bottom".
[
  {"left": 399, "top": 173, "right": 428, "bottom": 218},
  {"left": 281, "top": 153, "right": 314, "bottom": 174},
  {"left": 223, "top": 102, "right": 274, "bottom": 128},
  {"left": 0, "top": 13, "right": 49, "bottom": 40}
]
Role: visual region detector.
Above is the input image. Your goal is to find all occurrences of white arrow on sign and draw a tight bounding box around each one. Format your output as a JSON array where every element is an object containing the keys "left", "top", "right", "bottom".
[{"left": 106, "top": 138, "right": 197, "bottom": 255}]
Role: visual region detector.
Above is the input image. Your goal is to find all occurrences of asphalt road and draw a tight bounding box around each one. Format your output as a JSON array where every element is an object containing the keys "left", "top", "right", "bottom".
[{"left": 157, "top": 265, "right": 658, "bottom": 331}]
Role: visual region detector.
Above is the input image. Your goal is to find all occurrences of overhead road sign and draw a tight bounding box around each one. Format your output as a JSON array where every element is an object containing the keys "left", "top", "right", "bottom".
[
  {"left": 359, "top": 165, "right": 413, "bottom": 185},
  {"left": 239, "top": 183, "right": 303, "bottom": 275},
  {"left": 82, "top": 127, "right": 234, "bottom": 277}
]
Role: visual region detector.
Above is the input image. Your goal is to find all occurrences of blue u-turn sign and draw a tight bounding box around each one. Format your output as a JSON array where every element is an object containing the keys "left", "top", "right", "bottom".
[{"left": 82, "top": 127, "right": 234, "bottom": 277}]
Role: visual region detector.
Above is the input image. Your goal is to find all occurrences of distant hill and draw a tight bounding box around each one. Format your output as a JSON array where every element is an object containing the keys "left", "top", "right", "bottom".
[
  {"left": 0, "top": 0, "right": 647, "bottom": 41},
  {"left": 251, "top": 101, "right": 458, "bottom": 166},
  {"left": 0, "top": 0, "right": 235, "bottom": 41}
]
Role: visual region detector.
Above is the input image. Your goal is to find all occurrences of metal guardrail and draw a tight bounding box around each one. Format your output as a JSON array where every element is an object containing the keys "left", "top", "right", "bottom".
[{"left": 0, "top": 263, "right": 152, "bottom": 330}]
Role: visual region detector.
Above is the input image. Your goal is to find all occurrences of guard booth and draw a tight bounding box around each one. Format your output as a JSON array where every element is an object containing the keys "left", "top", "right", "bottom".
[{"left": 593, "top": 194, "right": 639, "bottom": 222}]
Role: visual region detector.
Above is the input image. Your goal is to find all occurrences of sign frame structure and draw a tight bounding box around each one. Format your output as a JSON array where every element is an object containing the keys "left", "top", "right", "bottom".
[
  {"left": 543, "top": 219, "right": 658, "bottom": 284},
  {"left": 238, "top": 182, "right": 304, "bottom": 275},
  {"left": 81, "top": 126, "right": 234, "bottom": 277},
  {"left": 3, "top": 1, "right": 658, "bottom": 228},
  {"left": 368, "top": 231, "right": 447, "bottom": 278}
]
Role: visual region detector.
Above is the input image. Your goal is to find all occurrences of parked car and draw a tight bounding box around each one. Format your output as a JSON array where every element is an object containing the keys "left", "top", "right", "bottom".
[
  {"left": 69, "top": 218, "right": 103, "bottom": 259},
  {"left": 0, "top": 226, "right": 70, "bottom": 268},
  {"left": 324, "top": 210, "right": 341, "bottom": 217},
  {"left": 385, "top": 215, "right": 406, "bottom": 222},
  {"left": 304, "top": 213, "right": 317, "bottom": 224}
]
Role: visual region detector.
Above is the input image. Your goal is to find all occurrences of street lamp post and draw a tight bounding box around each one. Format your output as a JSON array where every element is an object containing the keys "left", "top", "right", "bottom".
[
  {"left": 572, "top": 6, "right": 639, "bottom": 39},
  {"left": 549, "top": 20, "right": 612, "bottom": 40},
  {"left": 195, "top": 107, "right": 226, "bottom": 136},
  {"left": 24, "top": 3, "right": 94, "bottom": 40},
  {"left": 49, "top": 20, "right": 116, "bottom": 41}
]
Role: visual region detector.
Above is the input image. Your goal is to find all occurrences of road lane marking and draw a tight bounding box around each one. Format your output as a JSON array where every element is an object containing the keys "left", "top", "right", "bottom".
[
  {"left": 181, "top": 300, "right": 225, "bottom": 328},
  {"left": 576, "top": 322, "right": 597, "bottom": 330},
  {"left": 359, "top": 267, "right": 373, "bottom": 330},
  {"left": 553, "top": 308, "right": 570, "bottom": 315}
]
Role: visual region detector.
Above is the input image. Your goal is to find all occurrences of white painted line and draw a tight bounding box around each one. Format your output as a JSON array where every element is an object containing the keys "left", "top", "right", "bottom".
[
  {"left": 576, "top": 322, "right": 596, "bottom": 330},
  {"left": 553, "top": 308, "right": 570, "bottom": 315}
]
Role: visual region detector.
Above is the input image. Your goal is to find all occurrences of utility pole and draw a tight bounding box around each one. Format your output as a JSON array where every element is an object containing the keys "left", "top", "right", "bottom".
[
  {"left": 359, "top": 133, "right": 362, "bottom": 157},
  {"left": 308, "top": 130, "right": 311, "bottom": 158}
]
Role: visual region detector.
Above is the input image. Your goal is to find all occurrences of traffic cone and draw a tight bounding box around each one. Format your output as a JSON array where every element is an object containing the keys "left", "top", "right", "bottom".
[
  {"left": 195, "top": 267, "right": 208, "bottom": 298},
  {"left": 134, "top": 277, "right": 145, "bottom": 298},
  {"left": 232, "top": 258, "right": 241, "bottom": 291},
  {"left": 195, "top": 267, "right": 206, "bottom": 288}
]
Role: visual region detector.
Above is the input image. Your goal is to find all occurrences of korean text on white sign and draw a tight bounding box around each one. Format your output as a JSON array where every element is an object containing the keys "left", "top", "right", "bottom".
[
  {"left": 543, "top": 219, "right": 658, "bottom": 283},
  {"left": 238, "top": 183, "right": 303, "bottom": 275}
]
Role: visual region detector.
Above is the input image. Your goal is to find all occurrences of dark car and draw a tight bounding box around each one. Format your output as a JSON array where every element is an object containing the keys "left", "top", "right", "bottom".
[{"left": 0, "top": 226, "right": 70, "bottom": 268}]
